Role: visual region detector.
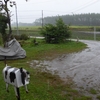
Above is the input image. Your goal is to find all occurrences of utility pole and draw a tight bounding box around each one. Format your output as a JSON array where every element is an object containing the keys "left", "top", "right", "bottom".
[
  {"left": 13, "top": 1, "right": 19, "bottom": 35},
  {"left": 72, "top": 12, "right": 74, "bottom": 25},
  {"left": 94, "top": 26, "right": 96, "bottom": 41},
  {"left": 15, "top": 3, "right": 19, "bottom": 35},
  {"left": 42, "top": 10, "right": 43, "bottom": 28}
]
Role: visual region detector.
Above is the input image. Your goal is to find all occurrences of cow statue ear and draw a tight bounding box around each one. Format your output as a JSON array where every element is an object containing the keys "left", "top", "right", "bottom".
[
  {"left": 26, "top": 71, "right": 29, "bottom": 74},
  {"left": 20, "top": 67, "right": 23, "bottom": 72}
]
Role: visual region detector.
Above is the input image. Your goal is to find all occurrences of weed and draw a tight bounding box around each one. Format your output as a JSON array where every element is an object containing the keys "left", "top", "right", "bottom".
[
  {"left": 89, "top": 88, "right": 97, "bottom": 94},
  {"left": 97, "top": 95, "right": 100, "bottom": 100}
]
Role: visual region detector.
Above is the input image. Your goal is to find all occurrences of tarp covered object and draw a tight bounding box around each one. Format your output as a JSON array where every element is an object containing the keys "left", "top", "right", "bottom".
[{"left": 0, "top": 38, "right": 26, "bottom": 60}]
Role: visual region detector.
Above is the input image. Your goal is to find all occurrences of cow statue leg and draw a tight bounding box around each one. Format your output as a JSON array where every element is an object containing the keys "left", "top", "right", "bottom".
[
  {"left": 24, "top": 85, "right": 29, "bottom": 93},
  {"left": 6, "top": 83, "right": 9, "bottom": 92},
  {"left": 14, "top": 87, "right": 20, "bottom": 100}
]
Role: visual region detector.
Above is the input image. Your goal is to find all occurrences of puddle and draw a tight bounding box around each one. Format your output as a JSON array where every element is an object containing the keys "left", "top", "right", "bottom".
[{"left": 30, "top": 40, "right": 100, "bottom": 99}]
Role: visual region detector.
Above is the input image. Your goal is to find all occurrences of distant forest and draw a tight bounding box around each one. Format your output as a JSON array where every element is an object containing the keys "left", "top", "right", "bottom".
[
  {"left": 34, "top": 13, "right": 100, "bottom": 26},
  {"left": 12, "top": 13, "right": 100, "bottom": 26}
]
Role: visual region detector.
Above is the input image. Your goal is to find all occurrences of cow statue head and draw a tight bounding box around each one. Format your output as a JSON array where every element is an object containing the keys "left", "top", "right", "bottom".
[{"left": 2, "top": 65, "right": 30, "bottom": 99}]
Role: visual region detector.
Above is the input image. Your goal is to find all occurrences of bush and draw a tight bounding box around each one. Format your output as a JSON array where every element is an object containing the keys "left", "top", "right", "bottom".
[
  {"left": 31, "top": 38, "right": 38, "bottom": 46},
  {"left": 40, "top": 17, "right": 71, "bottom": 44},
  {"left": 13, "top": 35, "right": 21, "bottom": 40},
  {"left": 20, "top": 33, "right": 29, "bottom": 40},
  {"left": 13, "top": 34, "right": 29, "bottom": 40}
]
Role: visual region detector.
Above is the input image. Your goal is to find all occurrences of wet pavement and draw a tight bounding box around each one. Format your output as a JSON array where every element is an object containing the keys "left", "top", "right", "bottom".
[{"left": 30, "top": 40, "right": 100, "bottom": 91}]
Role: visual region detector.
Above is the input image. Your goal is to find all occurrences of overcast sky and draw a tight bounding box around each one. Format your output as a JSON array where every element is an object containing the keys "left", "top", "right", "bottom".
[{"left": 9, "top": 0, "right": 100, "bottom": 23}]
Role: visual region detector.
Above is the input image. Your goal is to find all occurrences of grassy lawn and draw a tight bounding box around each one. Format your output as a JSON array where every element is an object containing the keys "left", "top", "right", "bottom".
[{"left": 0, "top": 39, "right": 93, "bottom": 100}]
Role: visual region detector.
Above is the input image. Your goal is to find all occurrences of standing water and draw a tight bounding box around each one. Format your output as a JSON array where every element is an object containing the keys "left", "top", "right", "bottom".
[{"left": 30, "top": 40, "right": 100, "bottom": 93}]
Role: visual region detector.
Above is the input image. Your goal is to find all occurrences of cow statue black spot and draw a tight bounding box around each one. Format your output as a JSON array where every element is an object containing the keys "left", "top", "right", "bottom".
[{"left": 2, "top": 64, "right": 30, "bottom": 100}]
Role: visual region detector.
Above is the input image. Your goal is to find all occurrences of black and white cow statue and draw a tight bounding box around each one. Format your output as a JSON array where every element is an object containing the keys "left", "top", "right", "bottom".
[{"left": 2, "top": 64, "right": 30, "bottom": 100}]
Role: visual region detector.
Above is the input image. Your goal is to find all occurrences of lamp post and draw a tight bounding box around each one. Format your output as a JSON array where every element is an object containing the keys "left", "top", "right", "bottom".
[{"left": 10, "top": 1, "right": 19, "bottom": 35}]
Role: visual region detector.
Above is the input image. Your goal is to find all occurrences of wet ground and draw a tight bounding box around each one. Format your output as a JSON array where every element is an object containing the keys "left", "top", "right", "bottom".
[{"left": 30, "top": 40, "right": 100, "bottom": 98}]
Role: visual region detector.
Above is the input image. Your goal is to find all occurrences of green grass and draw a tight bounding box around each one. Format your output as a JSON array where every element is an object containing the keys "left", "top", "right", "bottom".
[
  {"left": 89, "top": 88, "right": 97, "bottom": 94},
  {"left": 23, "top": 39, "right": 87, "bottom": 60},
  {"left": 0, "top": 39, "right": 92, "bottom": 100}
]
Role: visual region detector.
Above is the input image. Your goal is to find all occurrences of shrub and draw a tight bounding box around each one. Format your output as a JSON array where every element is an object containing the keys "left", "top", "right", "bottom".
[
  {"left": 13, "top": 35, "right": 21, "bottom": 40},
  {"left": 13, "top": 34, "right": 29, "bottom": 40},
  {"left": 20, "top": 34, "right": 29, "bottom": 40},
  {"left": 31, "top": 38, "right": 38, "bottom": 46},
  {"left": 40, "top": 17, "right": 71, "bottom": 44}
]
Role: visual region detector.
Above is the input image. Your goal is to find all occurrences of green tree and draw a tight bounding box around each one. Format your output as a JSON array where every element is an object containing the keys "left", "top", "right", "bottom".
[
  {"left": 0, "top": 13, "right": 8, "bottom": 43},
  {"left": 0, "top": 0, "right": 13, "bottom": 41},
  {"left": 0, "top": 0, "right": 13, "bottom": 44},
  {"left": 0, "top": 0, "right": 29, "bottom": 43},
  {"left": 40, "top": 17, "right": 71, "bottom": 43},
  {"left": 0, "top": 0, "right": 27, "bottom": 44}
]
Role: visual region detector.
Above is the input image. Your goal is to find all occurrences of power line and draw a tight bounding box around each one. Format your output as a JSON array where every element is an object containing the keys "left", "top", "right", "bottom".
[
  {"left": 72, "top": 0, "right": 100, "bottom": 13},
  {"left": 10, "top": 0, "right": 100, "bottom": 14},
  {"left": 67, "top": 0, "right": 96, "bottom": 12},
  {"left": 11, "top": 0, "right": 100, "bottom": 23},
  {"left": 17, "top": 0, "right": 57, "bottom": 5}
]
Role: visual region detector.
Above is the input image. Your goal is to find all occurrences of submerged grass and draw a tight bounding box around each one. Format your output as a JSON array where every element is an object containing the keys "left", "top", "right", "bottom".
[{"left": 0, "top": 39, "right": 92, "bottom": 100}]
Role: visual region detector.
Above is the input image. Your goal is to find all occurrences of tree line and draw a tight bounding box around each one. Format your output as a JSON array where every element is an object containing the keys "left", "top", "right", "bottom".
[{"left": 34, "top": 13, "right": 100, "bottom": 26}]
